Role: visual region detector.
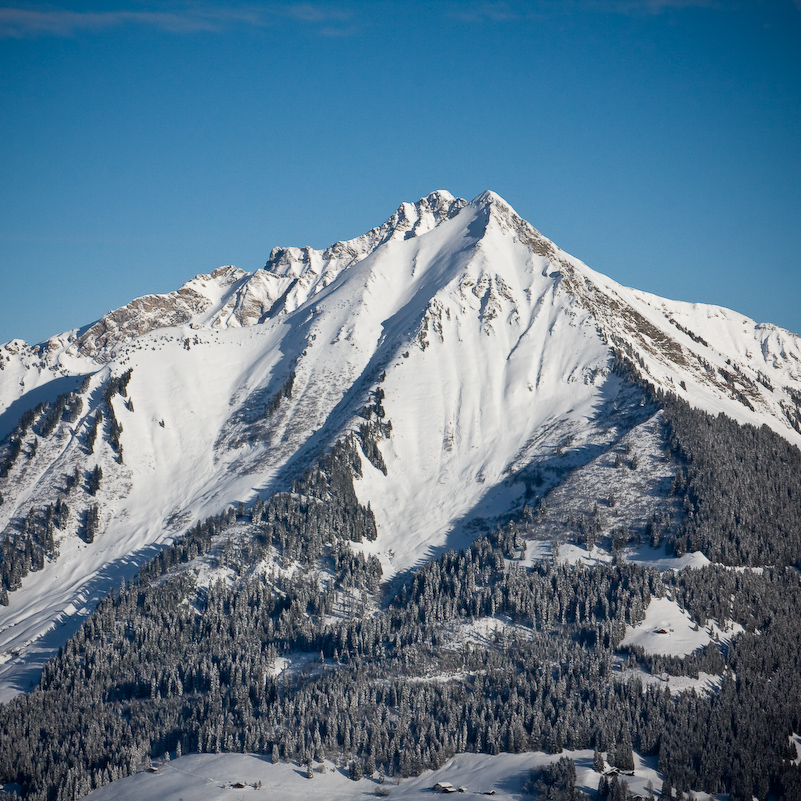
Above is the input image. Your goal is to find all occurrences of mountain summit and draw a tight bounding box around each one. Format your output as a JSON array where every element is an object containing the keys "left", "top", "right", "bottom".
[{"left": 1, "top": 190, "right": 800, "bottom": 700}]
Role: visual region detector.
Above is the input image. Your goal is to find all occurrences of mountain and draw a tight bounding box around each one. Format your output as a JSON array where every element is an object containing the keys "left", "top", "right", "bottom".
[
  {"left": 1, "top": 191, "right": 801, "bottom": 801},
  {"left": 1, "top": 188, "right": 800, "bottom": 687}
]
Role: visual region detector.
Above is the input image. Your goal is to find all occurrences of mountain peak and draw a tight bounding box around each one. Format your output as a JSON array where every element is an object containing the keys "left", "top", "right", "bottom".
[
  {"left": 385, "top": 189, "right": 466, "bottom": 238},
  {"left": 470, "top": 190, "right": 523, "bottom": 222},
  {"left": 472, "top": 189, "right": 506, "bottom": 207},
  {"left": 11, "top": 187, "right": 801, "bottom": 449},
  {"left": 418, "top": 188, "right": 457, "bottom": 206}
]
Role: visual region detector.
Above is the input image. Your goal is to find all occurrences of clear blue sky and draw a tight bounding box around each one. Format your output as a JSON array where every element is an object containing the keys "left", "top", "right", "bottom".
[{"left": 1, "top": 0, "right": 799, "bottom": 346}]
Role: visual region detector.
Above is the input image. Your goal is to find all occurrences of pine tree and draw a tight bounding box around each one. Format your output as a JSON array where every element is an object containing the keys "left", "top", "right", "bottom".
[
  {"left": 87, "top": 465, "right": 103, "bottom": 496},
  {"left": 613, "top": 732, "right": 635, "bottom": 771}
]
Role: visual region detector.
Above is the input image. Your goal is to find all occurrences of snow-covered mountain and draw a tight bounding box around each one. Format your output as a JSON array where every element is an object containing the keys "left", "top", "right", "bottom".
[{"left": 1, "top": 189, "right": 800, "bottom": 701}]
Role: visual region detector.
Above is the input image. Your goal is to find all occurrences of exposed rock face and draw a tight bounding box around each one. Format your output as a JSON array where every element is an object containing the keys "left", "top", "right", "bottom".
[
  {"left": 207, "top": 190, "right": 468, "bottom": 330},
  {"left": 74, "top": 287, "right": 211, "bottom": 358},
  {"left": 72, "top": 267, "right": 245, "bottom": 359},
  {"left": 58, "top": 193, "right": 469, "bottom": 359}
]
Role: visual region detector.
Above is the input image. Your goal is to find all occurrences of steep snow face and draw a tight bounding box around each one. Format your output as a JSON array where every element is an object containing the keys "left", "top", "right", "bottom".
[
  {"left": 458, "top": 191, "right": 801, "bottom": 449},
  {"left": 6, "top": 188, "right": 800, "bottom": 446},
  {"left": 559, "top": 254, "right": 801, "bottom": 446},
  {"left": 1, "top": 189, "right": 800, "bottom": 701},
  {"left": 350, "top": 195, "right": 619, "bottom": 575}
]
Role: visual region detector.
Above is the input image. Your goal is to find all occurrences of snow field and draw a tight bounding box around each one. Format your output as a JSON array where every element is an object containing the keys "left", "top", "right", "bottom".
[
  {"left": 619, "top": 596, "right": 742, "bottom": 658},
  {"left": 84, "top": 749, "right": 681, "bottom": 801}
]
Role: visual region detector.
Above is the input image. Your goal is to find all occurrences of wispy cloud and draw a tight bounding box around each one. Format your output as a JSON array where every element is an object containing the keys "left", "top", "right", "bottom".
[
  {"left": 448, "top": 2, "right": 541, "bottom": 23},
  {"left": 0, "top": 3, "right": 355, "bottom": 39},
  {"left": 449, "top": 0, "right": 724, "bottom": 23},
  {"left": 279, "top": 2, "right": 351, "bottom": 23},
  {"left": 593, "top": 0, "right": 719, "bottom": 13}
]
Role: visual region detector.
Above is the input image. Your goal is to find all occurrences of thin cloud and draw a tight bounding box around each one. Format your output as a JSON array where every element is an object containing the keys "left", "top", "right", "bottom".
[
  {"left": 0, "top": 4, "right": 355, "bottom": 39},
  {"left": 595, "top": 0, "right": 719, "bottom": 12},
  {"left": 279, "top": 2, "right": 351, "bottom": 23},
  {"left": 448, "top": 0, "right": 721, "bottom": 22},
  {"left": 448, "top": 2, "right": 540, "bottom": 23},
  {"left": 0, "top": 8, "right": 225, "bottom": 37},
  {"left": 616, "top": 0, "right": 800, "bottom": 13}
]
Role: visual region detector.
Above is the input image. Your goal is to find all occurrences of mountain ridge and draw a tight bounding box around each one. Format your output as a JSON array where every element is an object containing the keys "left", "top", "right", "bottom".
[{"left": 4, "top": 189, "right": 800, "bottom": 428}]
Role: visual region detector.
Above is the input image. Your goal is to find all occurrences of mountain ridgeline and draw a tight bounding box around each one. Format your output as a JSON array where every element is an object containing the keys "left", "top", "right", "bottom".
[{"left": 1, "top": 191, "right": 800, "bottom": 800}]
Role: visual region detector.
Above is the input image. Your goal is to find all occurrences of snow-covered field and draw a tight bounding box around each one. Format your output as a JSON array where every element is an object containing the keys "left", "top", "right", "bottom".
[
  {"left": 622, "top": 666, "right": 727, "bottom": 697},
  {"left": 84, "top": 749, "right": 675, "bottom": 801},
  {"left": 620, "top": 596, "right": 742, "bottom": 658}
]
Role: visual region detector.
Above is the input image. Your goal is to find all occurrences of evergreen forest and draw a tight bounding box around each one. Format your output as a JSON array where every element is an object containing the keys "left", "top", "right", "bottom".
[{"left": 1, "top": 383, "right": 801, "bottom": 801}]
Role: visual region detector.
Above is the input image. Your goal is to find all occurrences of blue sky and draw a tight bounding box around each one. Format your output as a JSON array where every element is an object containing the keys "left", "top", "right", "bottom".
[{"left": 1, "top": 0, "right": 799, "bottom": 345}]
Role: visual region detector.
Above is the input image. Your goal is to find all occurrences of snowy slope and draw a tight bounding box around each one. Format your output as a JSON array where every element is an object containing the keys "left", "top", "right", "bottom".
[{"left": 1, "top": 189, "right": 799, "bottom": 701}]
